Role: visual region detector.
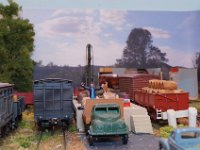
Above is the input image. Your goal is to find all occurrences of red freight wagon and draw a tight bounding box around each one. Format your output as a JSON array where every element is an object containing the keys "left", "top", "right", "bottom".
[
  {"left": 15, "top": 92, "right": 33, "bottom": 105},
  {"left": 134, "top": 90, "right": 189, "bottom": 120},
  {"left": 119, "top": 74, "right": 160, "bottom": 100}
]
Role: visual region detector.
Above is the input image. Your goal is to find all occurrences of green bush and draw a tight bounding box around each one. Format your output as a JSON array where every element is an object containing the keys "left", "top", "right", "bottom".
[
  {"left": 177, "top": 124, "right": 185, "bottom": 128},
  {"left": 15, "top": 137, "right": 31, "bottom": 148},
  {"left": 160, "top": 126, "right": 174, "bottom": 138},
  {"left": 18, "top": 120, "right": 33, "bottom": 129}
]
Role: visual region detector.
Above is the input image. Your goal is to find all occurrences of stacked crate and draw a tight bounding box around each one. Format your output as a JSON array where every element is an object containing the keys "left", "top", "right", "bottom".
[
  {"left": 124, "top": 103, "right": 153, "bottom": 134},
  {"left": 119, "top": 74, "right": 160, "bottom": 99}
]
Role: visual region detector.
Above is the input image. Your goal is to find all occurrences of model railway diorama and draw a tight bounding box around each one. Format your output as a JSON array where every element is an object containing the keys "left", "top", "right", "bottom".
[{"left": 0, "top": 45, "right": 199, "bottom": 149}]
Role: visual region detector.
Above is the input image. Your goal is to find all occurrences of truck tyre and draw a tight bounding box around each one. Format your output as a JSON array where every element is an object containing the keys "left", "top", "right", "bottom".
[
  {"left": 122, "top": 134, "right": 128, "bottom": 144},
  {"left": 85, "top": 125, "right": 90, "bottom": 136},
  {"left": 159, "top": 143, "right": 165, "bottom": 150},
  {"left": 88, "top": 135, "right": 94, "bottom": 146}
]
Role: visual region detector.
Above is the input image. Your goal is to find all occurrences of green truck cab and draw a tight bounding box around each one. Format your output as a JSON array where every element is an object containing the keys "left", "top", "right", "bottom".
[{"left": 87, "top": 103, "right": 129, "bottom": 146}]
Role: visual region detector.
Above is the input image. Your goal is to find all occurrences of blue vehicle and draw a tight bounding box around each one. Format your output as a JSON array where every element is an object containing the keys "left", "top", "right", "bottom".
[{"left": 159, "top": 128, "right": 200, "bottom": 150}]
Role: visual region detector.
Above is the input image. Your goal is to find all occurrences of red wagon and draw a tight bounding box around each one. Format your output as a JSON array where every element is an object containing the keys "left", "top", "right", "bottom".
[
  {"left": 134, "top": 90, "right": 189, "bottom": 120},
  {"left": 119, "top": 74, "right": 160, "bottom": 100},
  {"left": 15, "top": 92, "right": 33, "bottom": 105}
]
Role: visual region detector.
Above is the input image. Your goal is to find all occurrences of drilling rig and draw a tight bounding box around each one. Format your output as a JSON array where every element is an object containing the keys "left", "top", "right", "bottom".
[{"left": 83, "top": 43, "right": 95, "bottom": 87}]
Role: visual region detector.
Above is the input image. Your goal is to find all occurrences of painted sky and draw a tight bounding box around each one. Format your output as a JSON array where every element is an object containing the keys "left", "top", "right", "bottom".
[{"left": 1, "top": 0, "right": 200, "bottom": 67}]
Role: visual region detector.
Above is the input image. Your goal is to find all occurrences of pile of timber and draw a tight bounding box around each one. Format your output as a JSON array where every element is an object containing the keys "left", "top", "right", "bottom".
[{"left": 142, "top": 79, "right": 185, "bottom": 93}]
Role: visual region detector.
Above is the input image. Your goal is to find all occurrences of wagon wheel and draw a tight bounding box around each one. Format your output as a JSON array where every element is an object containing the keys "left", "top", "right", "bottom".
[
  {"left": 88, "top": 135, "right": 94, "bottom": 146},
  {"left": 0, "top": 126, "right": 6, "bottom": 138},
  {"left": 5, "top": 121, "right": 12, "bottom": 135},
  {"left": 37, "top": 121, "right": 45, "bottom": 131},
  {"left": 18, "top": 114, "right": 23, "bottom": 120},
  {"left": 148, "top": 108, "right": 157, "bottom": 120},
  {"left": 61, "top": 121, "right": 68, "bottom": 130},
  {"left": 13, "top": 117, "right": 19, "bottom": 129},
  {"left": 122, "top": 134, "right": 128, "bottom": 145}
]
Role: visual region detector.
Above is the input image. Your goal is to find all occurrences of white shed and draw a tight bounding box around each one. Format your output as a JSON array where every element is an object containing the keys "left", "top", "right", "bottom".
[{"left": 170, "top": 68, "right": 198, "bottom": 100}]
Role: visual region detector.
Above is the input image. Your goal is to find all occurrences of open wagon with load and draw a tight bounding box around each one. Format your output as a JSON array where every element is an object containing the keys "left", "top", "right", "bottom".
[
  {"left": 134, "top": 80, "right": 189, "bottom": 120},
  {"left": 118, "top": 74, "right": 160, "bottom": 100}
]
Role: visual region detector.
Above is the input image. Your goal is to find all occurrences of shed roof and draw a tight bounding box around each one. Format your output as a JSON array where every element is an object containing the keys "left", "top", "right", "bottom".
[
  {"left": 34, "top": 78, "right": 72, "bottom": 84},
  {"left": 0, "top": 82, "right": 13, "bottom": 88}
]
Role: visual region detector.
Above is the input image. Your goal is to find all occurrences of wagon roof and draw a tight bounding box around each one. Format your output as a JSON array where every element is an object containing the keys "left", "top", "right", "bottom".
[
  {"left": 34, "top": 78, "right": 72, "bottom": 84},
  {"left": 0, "top": 82, "right": 13, "bottom": 88},
  {"left": 119, "top": 73, "right": 159, "bottom": 78}
]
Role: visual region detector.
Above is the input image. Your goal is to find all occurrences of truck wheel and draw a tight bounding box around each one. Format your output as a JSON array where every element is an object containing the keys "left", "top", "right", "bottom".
[
  {"left": 88, "top": 135, "right": 94, "bottom": 146},
  {"left": 159, "top": 143, "right": 164, "bottom": 150},
  {"left": 85, "top": 125, "right": 90, "bottom": 136},
  {"left": 122, "top": 134, "right": 128, "bottom": 145}
]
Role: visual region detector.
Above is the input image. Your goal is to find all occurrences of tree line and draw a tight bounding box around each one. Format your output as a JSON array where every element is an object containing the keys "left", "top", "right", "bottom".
[{"left": 1, "top": 0, "right": 200, "bottom": 92}]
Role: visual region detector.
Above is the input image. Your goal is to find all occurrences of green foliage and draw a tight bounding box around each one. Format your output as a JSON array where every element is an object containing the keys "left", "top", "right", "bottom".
[
  {"left": 0, "top": 0, "right": 35, "bottom": 92},
  {"left": 18, "top": 120, "right": 33, "bottom": 129},
  {"left": 15, "top": 136, "right": 33, "bottom": 148},
  {"left": 68, "top": 124, "right": 77, "bottom": 132},
  {"left": 160, "top": 125, "right": 174, "bottom": 138},
  {"left": 116, "top": 28, "right": 168, "bottom": 68},
  {"left": 177, "top": 124, "right": 185, "bottom": 128},
  {"left": 39, "top": 131, "right": 52, "bottom": 141}
]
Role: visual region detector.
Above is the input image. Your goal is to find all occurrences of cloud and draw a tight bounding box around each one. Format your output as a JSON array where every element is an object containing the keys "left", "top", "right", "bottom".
[
  {"left": 33, "top": 37, "right": 124, "bottom": 66},
  {"left": 160, "top": 46, "right": 193, "bottom": 68},
  {"left": 51, "top": 9, "right": 94, "bottom": 17},
  {"left": 99, "top": 10, "right": 127, "bottom": 30},
  {"left": 33, "top": 9, "right": 128, "bottom": 66},
  {"left": 36, "top": 15, "right": 101, "bottom": 39},
  {"left": 33, "top": 9, "right": 125, "bottom": 66},
  {"left": 36, "top": 9, "right": 128, "bottom": 40},
  {"left": 144, "top": 27, "right": 171, "bottom": 39}
]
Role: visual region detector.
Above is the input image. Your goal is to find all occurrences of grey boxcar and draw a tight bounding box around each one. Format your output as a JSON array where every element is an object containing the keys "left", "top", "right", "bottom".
[
  {"left": 0, "top": 83, "right": 14, "bottom": 136},
  {"left": 0, "top": 82, "right": 25, "bottom": 137},
  {"left": 34, "top": 78, "right": 74, "bottom": 129}
]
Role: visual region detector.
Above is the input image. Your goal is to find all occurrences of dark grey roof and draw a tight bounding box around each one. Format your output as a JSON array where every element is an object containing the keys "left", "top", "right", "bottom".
[{"left": 34, "top": 78, "right": 72, "bottom": 84}]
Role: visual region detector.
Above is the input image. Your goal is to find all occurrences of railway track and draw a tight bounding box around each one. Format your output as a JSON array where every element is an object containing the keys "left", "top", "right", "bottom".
[{"left": 36, "top": 129, "right": 68, "bottom": 150}]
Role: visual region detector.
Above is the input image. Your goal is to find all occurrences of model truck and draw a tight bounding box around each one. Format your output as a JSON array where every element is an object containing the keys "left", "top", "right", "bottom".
[
  {"left": 159, "top": 128, "right": 200, "bottom": 150},
  {"left": 82, "top": 99, "right": 129, "bottom": 146}
]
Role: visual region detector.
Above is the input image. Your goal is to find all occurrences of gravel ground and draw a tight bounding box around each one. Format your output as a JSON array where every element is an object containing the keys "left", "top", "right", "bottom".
[{"left": 81, "top": 133, "right": 160, "bottom": 150}]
